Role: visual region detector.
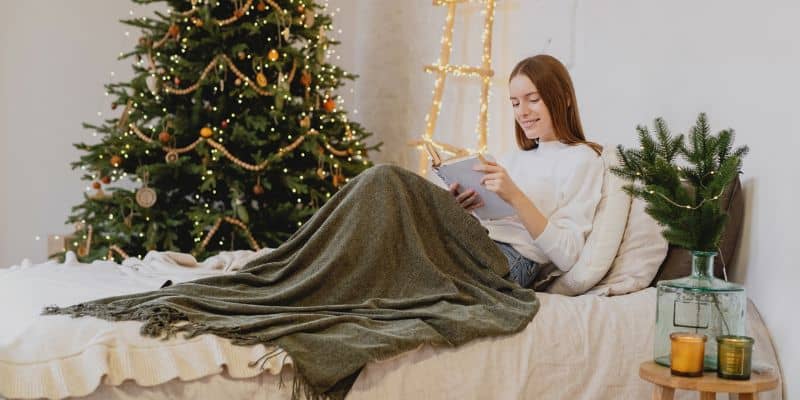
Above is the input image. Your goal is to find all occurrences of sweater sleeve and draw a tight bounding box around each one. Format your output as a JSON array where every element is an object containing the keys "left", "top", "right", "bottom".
[{"left": 533, "top": 153, "right": 604, "bottom": 271}]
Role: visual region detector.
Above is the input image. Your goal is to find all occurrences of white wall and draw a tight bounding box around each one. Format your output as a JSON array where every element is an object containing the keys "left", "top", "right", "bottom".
[
  {"left": 0, "top": 2, "right": 158, "bottom": 267},
  {"left": 0, "top": 0, "right": 796, "bottom": 397}
]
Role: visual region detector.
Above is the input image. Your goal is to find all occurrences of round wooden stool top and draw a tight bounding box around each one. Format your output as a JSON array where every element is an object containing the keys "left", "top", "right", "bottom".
[{"left": 639, "top": 361, "right": 779, "bottom": 394}]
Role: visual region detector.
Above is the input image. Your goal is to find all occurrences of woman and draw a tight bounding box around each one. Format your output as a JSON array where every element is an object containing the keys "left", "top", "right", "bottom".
[
  {"left": 449, "top": 54, "right": 604, "bottom": 289},
  {"left": 43, "top": 55, "right": 598, "bottom": 400}
]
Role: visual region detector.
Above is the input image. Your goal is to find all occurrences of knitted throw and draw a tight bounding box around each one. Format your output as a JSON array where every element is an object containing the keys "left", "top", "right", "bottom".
[{"left": 43, "top": 165, "right": 540, "bottom": 399}]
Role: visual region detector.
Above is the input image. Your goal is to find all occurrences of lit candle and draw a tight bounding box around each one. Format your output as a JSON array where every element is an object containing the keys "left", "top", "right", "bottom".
[
  {"left": 717, "top": 335, "right": 754, "bottom": 380},
  {"left": 670, "top": 332, "right": 706, "bottom": 377}
]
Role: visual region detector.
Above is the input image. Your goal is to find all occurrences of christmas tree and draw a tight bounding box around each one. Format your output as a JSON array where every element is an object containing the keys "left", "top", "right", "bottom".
[{"left": 67, "top": 0, "right": 380, "bottom": 261}]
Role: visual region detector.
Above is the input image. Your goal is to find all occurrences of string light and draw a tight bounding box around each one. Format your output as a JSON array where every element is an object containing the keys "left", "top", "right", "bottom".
[{"left": 413, "top": 0, "right": 496, "bottom": 175}]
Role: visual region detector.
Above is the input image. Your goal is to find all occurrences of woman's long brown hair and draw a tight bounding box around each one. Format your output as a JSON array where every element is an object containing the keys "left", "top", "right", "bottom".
[{"left": 509, "top": 55, "right": 602, "bottom": 155}]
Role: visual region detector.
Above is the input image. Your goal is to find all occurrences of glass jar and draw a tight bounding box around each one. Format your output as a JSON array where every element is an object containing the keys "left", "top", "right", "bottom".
[{"left": 654, "top": 251, "right": 746, "bottom": 371}]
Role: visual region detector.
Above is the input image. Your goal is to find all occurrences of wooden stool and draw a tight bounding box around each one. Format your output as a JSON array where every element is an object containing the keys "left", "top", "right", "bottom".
[{"left": 639, "top": 361, "right": 778, "bottom": 400}]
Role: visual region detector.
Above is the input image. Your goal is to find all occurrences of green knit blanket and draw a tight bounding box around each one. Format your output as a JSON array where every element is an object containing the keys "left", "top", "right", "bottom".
[{"left": 43, "top": 165, "right": 540, "bottom": 399}]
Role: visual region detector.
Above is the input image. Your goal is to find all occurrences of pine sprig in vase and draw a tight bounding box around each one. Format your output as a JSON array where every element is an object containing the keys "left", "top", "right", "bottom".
[
  {"left": 615, "top": 113, "right": 750, "bottom": 371},
  {"left": 611, "top": 113, "right": 749, "bottom": 252}
]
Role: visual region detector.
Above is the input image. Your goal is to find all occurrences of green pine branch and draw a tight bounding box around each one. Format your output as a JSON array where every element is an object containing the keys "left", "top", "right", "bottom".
[{"left": 611, "top": 113, "right": 748, "bottom": 251}]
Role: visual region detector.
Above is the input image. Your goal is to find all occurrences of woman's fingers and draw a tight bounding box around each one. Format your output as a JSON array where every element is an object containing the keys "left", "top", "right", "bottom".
[
  {"left": 466, "top": 201, "right": 485, "bottom": 211},
  {"left": 448, "top": 182, "right": 460, "bottom": 196},
  {"left": 479, "top": 172, "right": 504, "bottom": 185},
  {"left": 456, "top": 189, "right": 476, "bottom": 203}
]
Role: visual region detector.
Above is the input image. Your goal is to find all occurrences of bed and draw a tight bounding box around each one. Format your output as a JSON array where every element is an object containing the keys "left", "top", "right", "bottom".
[
  {"left": 0, "top": 155, "right": 783, "bottom": 399},
  {"left": 0, "top": 250, "right": 782, "bottom": 400}
]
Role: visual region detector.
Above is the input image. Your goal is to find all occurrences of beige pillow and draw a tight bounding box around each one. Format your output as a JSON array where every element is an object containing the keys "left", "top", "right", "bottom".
[
  {"left": 588, "top": 197, "right": 668, "bottom": 296},
  {"left": 547, "top": 148, "right": 631, "bottom": 295}
]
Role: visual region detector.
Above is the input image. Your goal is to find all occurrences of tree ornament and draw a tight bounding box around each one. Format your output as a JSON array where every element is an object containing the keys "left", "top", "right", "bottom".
[
  {"left": 253, "top": 183, "right": 264, "bottom": 195},
  {"left": 267, "top": 49, "right": 279, "bottom": 62},
  {"left": 323, "top": 97, "right": 336, "bottom": 113},
  {"left": 237, "top": 51, "right": 246, "bottom": 60},
  {"left": 221, "top": 120, "right": 229, "bottom": 129},
  {"left": 110, "top": 155, "right": 123, "bottom": 167},
  {"left": 165, "top": 151, "right": 179, "bottom": 163},
  {"left": 235, "top": 78, "right": 242, "bottom": 86},
  {"left": 297, "top": 4, "right": 306, "bottom": 13},
  {"left": 282, "top": 27, "right": 291, "bottom": 41},
  {"left": 92, "top": 181, "right": 102, "bottom": 190},
  {"left": 300, "top": 70, "right": 312, "bottom": 87},
  {"left": 101, "top": 176, "right": 111, "bottom": 184},
  {"left": 168, "top": 24, "right": 180, "bottom": 37},
  {"left": 304, "top": 9, "right": 315, "bottom": 27},
  {"left": 256, "top": 1, "right": 266, "bottom": 12},
  {"left": 173, "top": 76, "right": 181, "bottom": 85},
  {"left": 316, "top": 167, "right": 326, "bottom": 179},
  {"left": 299, "top": 115, "right": 311, "bottom": 129},
  {"left": 200, "top": 127, "right": 214, "bottom": 138},
  {"left": 111, "top": 102, "right": 118, "bottom": 110},
  {"left": 332, "top": 172, "right": 344, "bottom": 188},
  {"left": 256, "top": 71, "right": 268, "bottom": 87},
  {"left": 136, "top": 171, "right": 157, "bottom": 208},
  {"left": 158, "top": 131, "right": 171, "bottom": 144},
  {"left": 145, "top": 75, "right": 159, "bottom": 94},
  {"left": 191, "top": 17, "right": 204, "bottom": 27}
]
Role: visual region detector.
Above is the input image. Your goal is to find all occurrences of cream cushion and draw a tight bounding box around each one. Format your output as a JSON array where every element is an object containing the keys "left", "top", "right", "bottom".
[
  {"left": 547, "top": 147, "right": 631, "bottom": 295},
  {"left": 588, "top": 198, "right": 668, "bottom": 296}
]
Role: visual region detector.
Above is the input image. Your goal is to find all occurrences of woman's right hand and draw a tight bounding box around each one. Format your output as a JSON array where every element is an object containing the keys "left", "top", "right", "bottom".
[{"left": 449, "top": 183, "right": 484, "bottom": 211}]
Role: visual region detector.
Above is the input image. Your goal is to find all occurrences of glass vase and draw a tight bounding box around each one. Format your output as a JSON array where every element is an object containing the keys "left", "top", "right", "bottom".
[{"left": 654, "top": 251, "right": 746, "bottom": 371}]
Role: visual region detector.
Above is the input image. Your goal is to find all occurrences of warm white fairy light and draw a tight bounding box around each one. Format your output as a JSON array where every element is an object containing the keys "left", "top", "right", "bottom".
[{"left": 414, "top": 0, "right": 496, "bottom": 174}]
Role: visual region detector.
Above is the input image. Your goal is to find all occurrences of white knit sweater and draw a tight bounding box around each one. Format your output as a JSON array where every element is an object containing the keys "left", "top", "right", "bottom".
[{"left": 481, "top": 140, "right": 603, "bottom": 271}]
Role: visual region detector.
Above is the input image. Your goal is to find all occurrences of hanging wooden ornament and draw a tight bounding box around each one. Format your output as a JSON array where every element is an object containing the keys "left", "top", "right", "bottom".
[
  {"left": 304, "top": 9, "right": 315, "bottom": 27},
  {"left": 136, "top": 171, "right": 157, "bottom": 208},
  {"left": 165, "top": 151, "right": 179, "bottom": 163},
  {"left": 323, "top": 97, "right": 336, "bottom": 113},
  {"left": 158, "top": 131, "right": 171, "bottom": 144},
  {"left": 333, "top": 172, "right": 344, "bottom": 188},
  {"left": 146, "top": 74, "right": 159, "bottom": 94},
  {"left": 299, "top": 115, "right": 311, "bottom": 129},
  {"left": 253, "top": 176, "right": 265, "bottom": 195},
  {"left": 168, "top": 24, "right": 180, "bottom": 38},
  {"left": 256, "top": 71, "right": 268, "bottom": 87},
  {"left": 300, "top": 70, "right": 312, "bottom": 87},
  {"left": 316, "top": 157, "right": 326, "bottom": 179}
]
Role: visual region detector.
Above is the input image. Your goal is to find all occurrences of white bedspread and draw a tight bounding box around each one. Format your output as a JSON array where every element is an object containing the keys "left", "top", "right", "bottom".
[{"left": 0, "top": 252, "right": 783, "bottom": 400}]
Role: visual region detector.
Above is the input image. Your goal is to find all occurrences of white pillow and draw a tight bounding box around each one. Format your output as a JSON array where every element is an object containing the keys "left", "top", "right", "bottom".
[
  {"left": 588, "top": 197, "right": 668, "bottom": 296},
  {"left": 547, "top": 147, "right": 631, "bottom": 295}
]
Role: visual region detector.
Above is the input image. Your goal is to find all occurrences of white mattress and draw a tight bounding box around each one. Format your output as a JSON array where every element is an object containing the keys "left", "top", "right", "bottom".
[{"left": 0, "top": 252, "right": 783, "bottom": 400}]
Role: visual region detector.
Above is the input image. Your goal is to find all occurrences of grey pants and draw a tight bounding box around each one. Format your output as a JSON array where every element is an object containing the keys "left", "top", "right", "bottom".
[{"left": 494, "top": 241, "right": 540, "bottom": 288}]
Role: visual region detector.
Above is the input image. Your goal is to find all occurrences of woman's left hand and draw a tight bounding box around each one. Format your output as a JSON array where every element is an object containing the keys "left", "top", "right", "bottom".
[{"left": 473, "top": 161, "right": 524, "bottom": 205}]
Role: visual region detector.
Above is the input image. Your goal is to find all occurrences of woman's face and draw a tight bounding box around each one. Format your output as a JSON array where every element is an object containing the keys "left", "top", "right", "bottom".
[{"left": 509, "top": 74, "right": 556, "bottom": 141}]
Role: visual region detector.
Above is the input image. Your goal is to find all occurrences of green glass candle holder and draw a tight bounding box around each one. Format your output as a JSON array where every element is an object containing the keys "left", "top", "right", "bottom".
[{"left": 717, "top": 335, "right": 754, "bottom": 380}]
